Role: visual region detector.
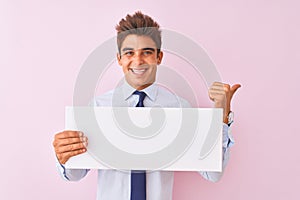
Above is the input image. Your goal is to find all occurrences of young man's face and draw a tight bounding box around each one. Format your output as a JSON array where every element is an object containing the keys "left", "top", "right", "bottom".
[{"left": 117, "top": 34, "right": 163, "bottom": 90}]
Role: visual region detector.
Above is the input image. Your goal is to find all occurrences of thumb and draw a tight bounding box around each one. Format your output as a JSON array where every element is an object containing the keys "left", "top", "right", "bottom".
[{"left": 230, "top": 84, "right": 241, "bottom": 95}]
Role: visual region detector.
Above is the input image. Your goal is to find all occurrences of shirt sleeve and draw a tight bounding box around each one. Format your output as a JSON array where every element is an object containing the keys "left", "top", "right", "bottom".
[
  {"left": 55, "top": 156, "right": 90, "bottom": 181},
  {"left": 198, "top": 123, "right": 234, "bottom": 182}
]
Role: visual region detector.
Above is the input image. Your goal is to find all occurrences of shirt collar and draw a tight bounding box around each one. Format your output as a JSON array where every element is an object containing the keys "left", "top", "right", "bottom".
[{"left": 122, "top": 81, "right": 158, "bottom": 102}]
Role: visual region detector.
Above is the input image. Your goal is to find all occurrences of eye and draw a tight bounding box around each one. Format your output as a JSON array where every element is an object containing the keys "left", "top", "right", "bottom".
[
  {"left": 143, "top": 50, "right": 153, "bottom": 56},
  {"left": 124, "top": 51, "right": 134, "bottom": 56}
]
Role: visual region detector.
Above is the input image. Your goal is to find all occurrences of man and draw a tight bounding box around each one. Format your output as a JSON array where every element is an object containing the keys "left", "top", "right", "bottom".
[{"left": 53, "top": 11, "right": 241, "bottom": 200}]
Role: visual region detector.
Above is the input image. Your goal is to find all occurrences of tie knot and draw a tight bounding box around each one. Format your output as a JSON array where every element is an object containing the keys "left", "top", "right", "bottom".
[{"left": 133, "top": 91, "right": 146, "bottom": 107}]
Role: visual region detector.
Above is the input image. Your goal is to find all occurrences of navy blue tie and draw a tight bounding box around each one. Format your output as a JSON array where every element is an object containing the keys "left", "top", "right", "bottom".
[{"left": 130, "top": 90, "right": 146, "bottom": 200}]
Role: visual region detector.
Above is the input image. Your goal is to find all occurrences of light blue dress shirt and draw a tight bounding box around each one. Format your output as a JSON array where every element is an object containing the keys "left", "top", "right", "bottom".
[{"left": 57, "top": 81, "right": 234, "bottom": 200}]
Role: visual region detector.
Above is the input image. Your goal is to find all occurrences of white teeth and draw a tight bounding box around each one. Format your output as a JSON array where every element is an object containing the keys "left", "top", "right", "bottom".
[{"left": 131, "top": 69, "right": 146, "bottom": 74}]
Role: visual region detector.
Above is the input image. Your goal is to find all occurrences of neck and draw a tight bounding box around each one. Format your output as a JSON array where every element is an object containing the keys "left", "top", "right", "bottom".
[
  {"left": 126, "top": 80, "right": 154, "bottom": 91},
  {"left": 135, "top": 83, "right": 153, "bottom": 90}
]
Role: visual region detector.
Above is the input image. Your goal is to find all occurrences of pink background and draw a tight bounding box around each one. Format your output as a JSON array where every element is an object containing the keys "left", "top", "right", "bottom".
[{"left": 1, "top": 0, "right": 299, "bottom": 199}]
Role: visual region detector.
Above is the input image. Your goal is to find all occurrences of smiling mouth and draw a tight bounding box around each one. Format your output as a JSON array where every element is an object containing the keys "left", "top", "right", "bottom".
[{"left": 130, "top": 68, "right": 147, "bottom": 75}]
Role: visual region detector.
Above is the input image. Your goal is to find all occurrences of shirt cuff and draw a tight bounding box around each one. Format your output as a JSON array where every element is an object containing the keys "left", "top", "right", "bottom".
[
  {"left": 222, "top": 123, "right": 235, "bottom": 148},
  {"left": 55, "top": 156, "right": 70, "bottom": 180}
]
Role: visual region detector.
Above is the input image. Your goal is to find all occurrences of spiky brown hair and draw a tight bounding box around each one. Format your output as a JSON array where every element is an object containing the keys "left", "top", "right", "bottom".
[{"left": 115, "top": 11, "right": 161, "bottom": 56}]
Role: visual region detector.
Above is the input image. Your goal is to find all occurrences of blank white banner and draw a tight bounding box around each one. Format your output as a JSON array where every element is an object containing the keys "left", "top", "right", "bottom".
[{"left": 65, "top": 107, "right": 223, "bottom": 172}]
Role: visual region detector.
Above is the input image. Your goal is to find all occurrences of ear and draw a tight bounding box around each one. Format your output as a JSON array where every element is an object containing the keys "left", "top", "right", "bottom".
[
  {"left": 117, "top": 53, "right": 122, "bottom": 66},
  {"left": 157, "top": 51, "right": 163, "bottom": 65}
]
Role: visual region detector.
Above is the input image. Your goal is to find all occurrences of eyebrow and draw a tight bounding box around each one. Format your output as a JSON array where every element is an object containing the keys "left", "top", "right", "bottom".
[{"left": 121, "top": 47, "right": 156, "bottom": 52}]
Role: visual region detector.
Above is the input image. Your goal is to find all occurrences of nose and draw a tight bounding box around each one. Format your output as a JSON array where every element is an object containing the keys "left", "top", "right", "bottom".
[{"left": 132, "top": 50, "right": 144, "bottom": 66}]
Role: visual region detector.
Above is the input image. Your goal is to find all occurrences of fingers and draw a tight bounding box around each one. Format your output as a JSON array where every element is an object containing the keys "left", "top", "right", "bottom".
[
  {"left": 209, "top": 82, "right": 227, "bottom": 101},
  {"left": 210, "top": 82, "right": 241, "bottom": 97},
  {"left": 53, "top": 130, "right": 88, "bottom": 164},
  {"left": 210, "top": 82, "right": 230, "bottom": 93},
  {"left": 55, "top": 138, "right": 88, "bottom": 154},
  {"left": 208, "top": 89, "right": 226, "bottom": 101},
  {"left": 57, "top": 149, "right": 87, "bottom": 164},
  {"left": 54, "top": 130, "right": 83, "bottom": 140},
  {"left": 56, "top": 137, "right": 87, "bottom": 147}
]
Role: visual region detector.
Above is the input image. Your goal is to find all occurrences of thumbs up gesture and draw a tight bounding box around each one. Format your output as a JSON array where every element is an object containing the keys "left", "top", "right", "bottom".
[{"left": 208, "top": 82, "right": 241, "bottom": 124}]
